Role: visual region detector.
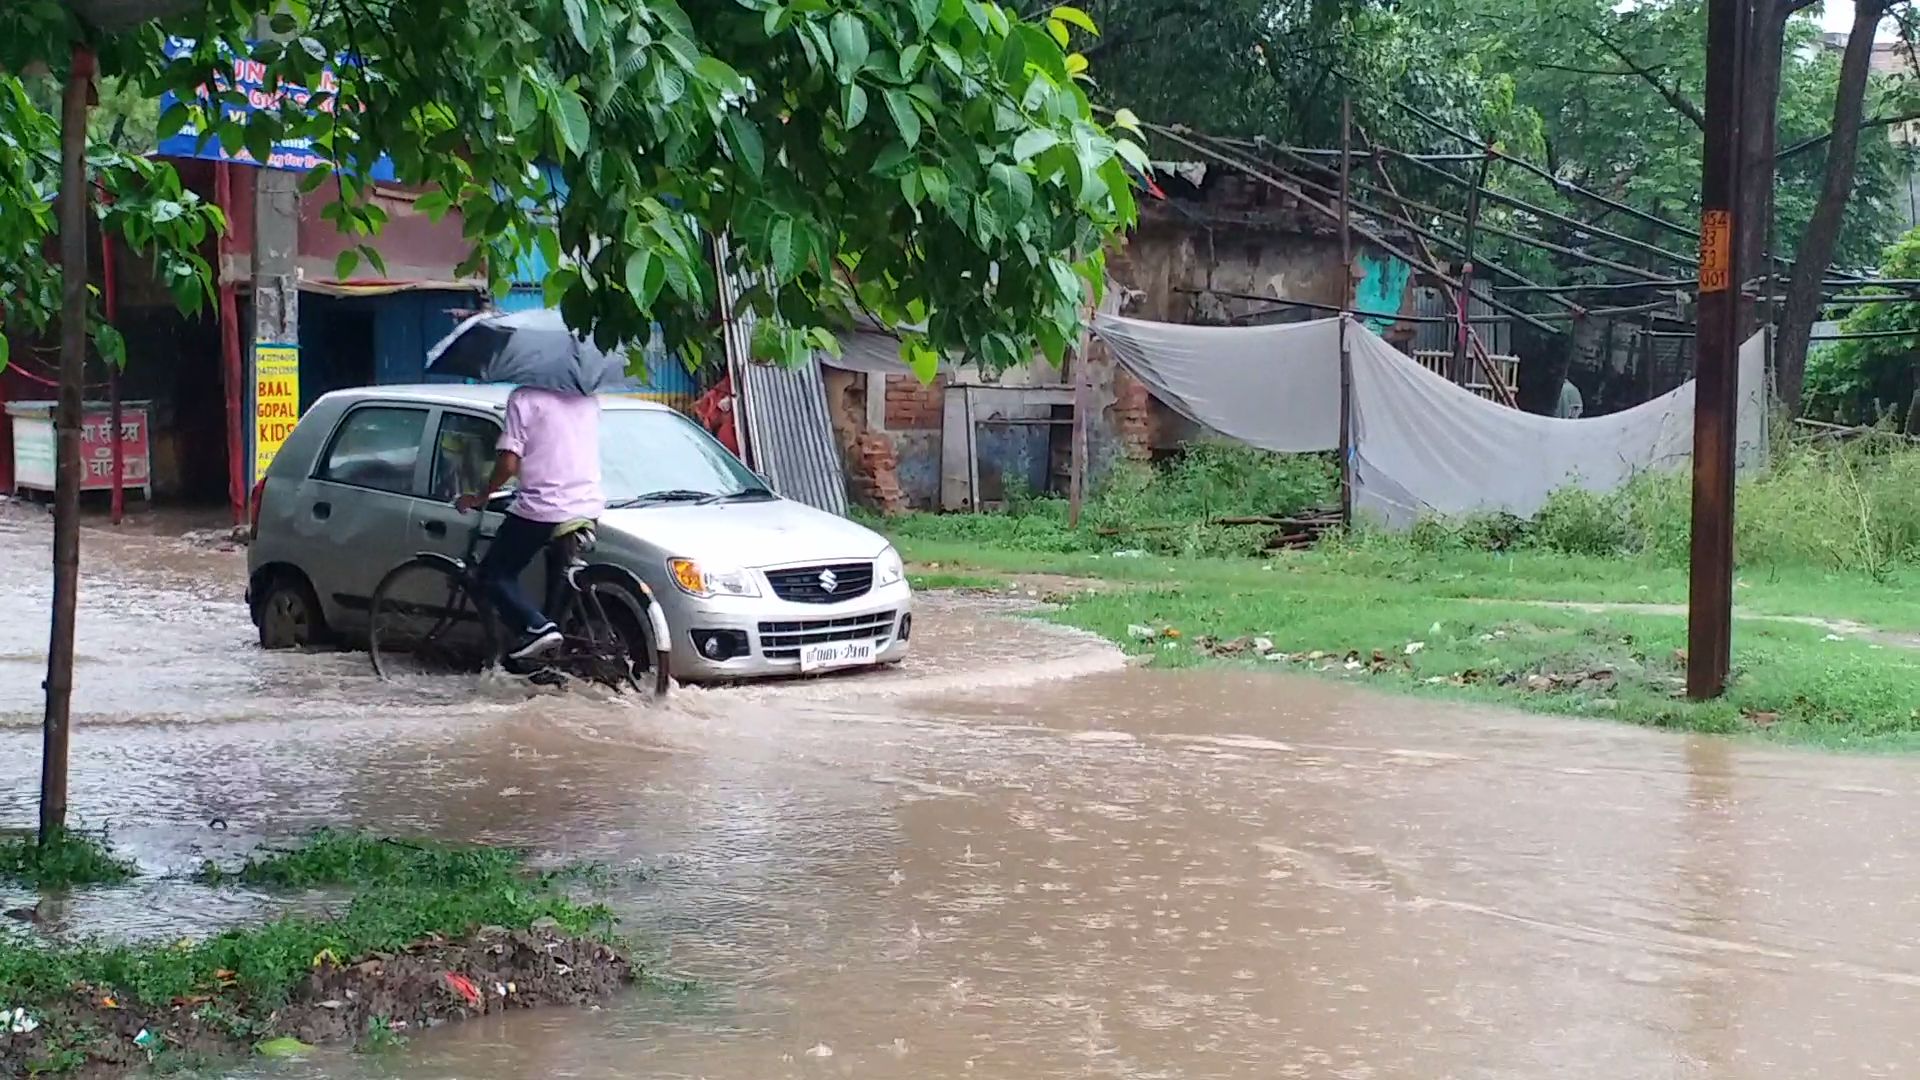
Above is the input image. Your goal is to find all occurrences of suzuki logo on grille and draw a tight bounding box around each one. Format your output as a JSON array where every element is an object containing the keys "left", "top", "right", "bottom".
[{"left": 818, "top": 568, "right": 839, "bottom": 593}]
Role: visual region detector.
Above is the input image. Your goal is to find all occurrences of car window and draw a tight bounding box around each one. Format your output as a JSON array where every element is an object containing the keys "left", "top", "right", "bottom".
[
  {"left": 430, "top": 412, "right": 502, "bottom": 502},
  {"left": 317, "top": 406, "right": 429, "bottom": 495},
  {"left": 601, "top": 409, "right": 767, "bottom": 501}
]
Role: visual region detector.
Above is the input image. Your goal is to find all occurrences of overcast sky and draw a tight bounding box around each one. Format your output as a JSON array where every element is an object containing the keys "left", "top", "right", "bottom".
[{"left": 1817, "top": 1, "right": 1896, "bottom": 38}]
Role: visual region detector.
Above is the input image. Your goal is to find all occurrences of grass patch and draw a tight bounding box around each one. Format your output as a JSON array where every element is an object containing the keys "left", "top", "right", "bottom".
[
  {"left": 0, "top": 830, "right": 135, "bottom": 889},
  {"left": 0, "top": 831, "right": 628, "bottom": 1076},
  {"left": 908, "top": 570, "right": 1008, "bottom": 592}
]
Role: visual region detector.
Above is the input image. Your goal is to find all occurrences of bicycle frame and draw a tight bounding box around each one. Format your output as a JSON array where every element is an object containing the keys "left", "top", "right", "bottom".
[{"left": 404, "top": 518, "right": 670, "bottom": 692}]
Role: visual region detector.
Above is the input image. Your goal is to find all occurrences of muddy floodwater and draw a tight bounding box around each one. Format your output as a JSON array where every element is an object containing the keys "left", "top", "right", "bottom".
[{"left": 10, "top": 503, "right": 1920, "bottom": 1078}]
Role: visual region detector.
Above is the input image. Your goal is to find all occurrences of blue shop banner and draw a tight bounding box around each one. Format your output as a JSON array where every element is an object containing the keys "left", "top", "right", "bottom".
[{"left": 156, "top": 36, "right": 397, "bottom": 180}]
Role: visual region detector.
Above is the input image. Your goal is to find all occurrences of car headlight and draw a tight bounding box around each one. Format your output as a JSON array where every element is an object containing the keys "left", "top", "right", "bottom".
[
  {"left": 875, "top": 546, "right": 905, "bottom": 587},
  {"left": 667, "top": 558, "right": 761, "bottom": 598}
]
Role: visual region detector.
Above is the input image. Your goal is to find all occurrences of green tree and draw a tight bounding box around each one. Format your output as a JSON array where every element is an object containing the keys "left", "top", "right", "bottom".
[
  {"left": 1806, "top": 228, "right": 1920, "bottom": 426},
  {"left": 4, "top": 0, "right": 1142, "bottom": 841}
]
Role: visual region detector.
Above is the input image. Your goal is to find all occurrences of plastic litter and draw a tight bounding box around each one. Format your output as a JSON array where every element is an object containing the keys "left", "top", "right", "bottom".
[
  {"left": 133, "top": 1029, "right": 161, "bottom": 1051},
  {"left": 1111, "top": 549, "right": 1146, "bottom": 559},
  {"left": 2, "top": 1007, "right": 39, "bottom": 1034},
  {"left": 444, "top": 973, "right": 482, "bottom": 1007}
]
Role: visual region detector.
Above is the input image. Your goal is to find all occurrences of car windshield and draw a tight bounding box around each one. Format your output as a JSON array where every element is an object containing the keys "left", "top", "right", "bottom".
[{"left": 600, "top": 409, "right": 772, "bottom": 507}]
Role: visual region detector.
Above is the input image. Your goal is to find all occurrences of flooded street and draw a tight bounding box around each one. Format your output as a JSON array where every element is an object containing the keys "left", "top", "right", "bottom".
[{"left": 9, "top": 503, "right": 1920, "bottom": 1078}]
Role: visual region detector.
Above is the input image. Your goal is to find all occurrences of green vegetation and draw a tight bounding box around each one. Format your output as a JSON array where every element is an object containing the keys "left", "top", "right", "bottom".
[
  {"left": 0, "top": 831, "right": 135, "bottom": 890},
  {"left": 0, "top": 832, "right": 621, "bottom": 1075},
  {"left": 887, "top": 442, "right": 1920, "bottom": 749},
  {"left": 869, "top": 442, "right": 1337, "bottom": 559}
]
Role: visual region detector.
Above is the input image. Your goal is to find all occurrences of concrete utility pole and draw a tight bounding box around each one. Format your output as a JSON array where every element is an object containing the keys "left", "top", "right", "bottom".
[
  {"left": 251, "top": 11, "right": 300, "bottom": 497},
  {"left": 1687, "top": 0, "right": 1746, "bottom": 700}
]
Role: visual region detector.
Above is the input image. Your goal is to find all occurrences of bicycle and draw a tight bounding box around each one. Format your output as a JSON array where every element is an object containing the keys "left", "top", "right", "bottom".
[{"left": 367, "top": 514, "right": 672, "bottom": 696}]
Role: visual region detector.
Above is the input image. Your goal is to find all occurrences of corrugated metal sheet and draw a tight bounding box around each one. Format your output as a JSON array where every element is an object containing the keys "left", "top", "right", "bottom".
[
  {"left": 717, "top": 236, "right": 849, "bottom": 516},
  {"left": 1412, "top": 285, "right": 1509, "bottom": 355}
]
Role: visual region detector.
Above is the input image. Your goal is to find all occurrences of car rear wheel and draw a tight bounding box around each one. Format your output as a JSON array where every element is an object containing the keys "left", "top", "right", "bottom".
[{"left": 257, "top": 572, "right": 328, "bottom": 650}]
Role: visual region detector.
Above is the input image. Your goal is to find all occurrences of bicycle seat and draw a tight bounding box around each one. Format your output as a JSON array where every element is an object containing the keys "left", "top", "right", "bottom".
[{"left": 548, "top": 518, "right": 598, "bottom": 559}]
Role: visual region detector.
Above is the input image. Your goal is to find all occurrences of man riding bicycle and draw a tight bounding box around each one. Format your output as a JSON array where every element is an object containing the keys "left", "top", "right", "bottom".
[{"left": 454, "top": 385, "right": 603, "bottom": 661}]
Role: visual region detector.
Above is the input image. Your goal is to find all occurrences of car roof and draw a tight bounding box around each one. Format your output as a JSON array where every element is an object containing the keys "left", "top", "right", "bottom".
[{"left": 315, "top": 384, "right": 678, "bottom": 414}]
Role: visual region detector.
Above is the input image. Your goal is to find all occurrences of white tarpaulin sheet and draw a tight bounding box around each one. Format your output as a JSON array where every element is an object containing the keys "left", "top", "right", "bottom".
[
  {"left": 1092, "top": 313, "right": 1769, "bottom": 528},
  {"left": 1094, "top": 316, "right": 1343, "bottom": 453}
]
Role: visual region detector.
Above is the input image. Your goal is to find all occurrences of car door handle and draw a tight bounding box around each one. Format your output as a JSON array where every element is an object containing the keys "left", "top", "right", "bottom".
[
  {"left": 423, "top": 520, "right": 447, "bottom": 538},
  {"left": 311, "top": 501, "right": 331, "bottom": 520}
]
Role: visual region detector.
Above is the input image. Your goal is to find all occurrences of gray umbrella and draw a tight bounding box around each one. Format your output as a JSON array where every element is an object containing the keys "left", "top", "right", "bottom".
[{"left": 425, "top": 308, "right": 629, "bottom": 394}]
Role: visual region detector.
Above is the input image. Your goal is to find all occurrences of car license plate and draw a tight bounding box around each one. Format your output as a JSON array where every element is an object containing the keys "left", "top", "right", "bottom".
[{"left": 799, "top": 640, "right": 877, "bottom": 672}]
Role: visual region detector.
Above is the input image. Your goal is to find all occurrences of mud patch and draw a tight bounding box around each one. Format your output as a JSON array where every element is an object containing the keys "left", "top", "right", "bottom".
[{"left": 0, "top": 927, "right": 631, "bottom": 1077}]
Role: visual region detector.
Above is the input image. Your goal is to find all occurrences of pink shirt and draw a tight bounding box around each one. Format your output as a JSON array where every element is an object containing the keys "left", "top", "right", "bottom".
[{"left": 496, "top": 387, "right": 604, "bottom": 523}]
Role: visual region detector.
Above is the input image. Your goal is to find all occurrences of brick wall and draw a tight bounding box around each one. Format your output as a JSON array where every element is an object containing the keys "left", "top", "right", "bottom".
[
  {"left": 848, "top": 431, "right": 907, "bottom": 514},
  {"left": 884, "top": 374, "right": 945, "bottom": 430}
]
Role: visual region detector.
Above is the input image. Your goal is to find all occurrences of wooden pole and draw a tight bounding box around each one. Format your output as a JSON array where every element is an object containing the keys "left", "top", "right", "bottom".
[
  {"left": 1338, "top": 95, "right": 1354, "bottom": 525},
  {"left": 42, "top": 45, "right": 94, "bottom": 845},
  {"left": 1688, "top": 0, "right": 1745, "bottom": 700},
  {"left": 1068, "top": 317, "right": 1092, "bottom": 528},
  {"left": 102, "top": 203, "right": 123, "bottom": 525}
]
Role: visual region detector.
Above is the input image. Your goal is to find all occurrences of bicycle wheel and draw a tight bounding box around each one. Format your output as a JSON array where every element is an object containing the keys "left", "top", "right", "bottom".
[
  {"left": 369, "top": 558, "right": 497, "bottom": 679},
  {"left": 557, "top": 580, "right": 671, "bottom": 697}
]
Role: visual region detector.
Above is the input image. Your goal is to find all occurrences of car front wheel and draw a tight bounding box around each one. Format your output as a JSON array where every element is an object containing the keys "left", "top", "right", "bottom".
[{"left": 256, "top": 573, "right": 328, "bottom": 650}]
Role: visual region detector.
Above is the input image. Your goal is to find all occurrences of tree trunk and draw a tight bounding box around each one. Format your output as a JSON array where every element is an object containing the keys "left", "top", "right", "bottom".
[
  {"left": 41, "top": 46, "right": 94, "bottom": 845},
  {"left": 1775, "top": 0, "right": 1886, "bottom": 417},
  {"left": 1737, "top": 0, "right": 1788, "bottom": 330}
]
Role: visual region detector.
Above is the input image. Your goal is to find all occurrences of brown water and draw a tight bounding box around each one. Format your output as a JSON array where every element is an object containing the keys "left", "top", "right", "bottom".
[{"left": 7, "top": 502, "right": 1920, "bottom": 1078}]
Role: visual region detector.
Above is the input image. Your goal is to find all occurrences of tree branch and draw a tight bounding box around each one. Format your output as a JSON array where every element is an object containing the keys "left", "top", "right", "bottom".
[
  {"left": 1082, "top": 2, "right": 1219, "bottom": 60},
  {"left": 1777, "top": 110, "right": 1920, "bottom": 161},
  {"left": 1585, "top": 26, "right": 1705, "bottom": 130}
]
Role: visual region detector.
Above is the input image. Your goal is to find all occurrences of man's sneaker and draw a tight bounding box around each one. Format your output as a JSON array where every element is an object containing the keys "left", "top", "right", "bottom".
[{"left": 508, "top": 622, "right": 563, "bottom": 661}]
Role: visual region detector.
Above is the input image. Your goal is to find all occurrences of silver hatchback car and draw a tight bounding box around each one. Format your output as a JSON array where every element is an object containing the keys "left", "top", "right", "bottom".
[{"left": 246, "top": 384, "right": 914, "bottom": 681}]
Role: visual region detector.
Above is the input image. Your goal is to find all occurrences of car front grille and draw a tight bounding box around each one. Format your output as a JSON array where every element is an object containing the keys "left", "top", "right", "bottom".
[
  {"left": 758, "top": 612, "right": 896, "bottom": 660},
  {"left": 764, "top": 561, "right": 874, "bottom": 604}
]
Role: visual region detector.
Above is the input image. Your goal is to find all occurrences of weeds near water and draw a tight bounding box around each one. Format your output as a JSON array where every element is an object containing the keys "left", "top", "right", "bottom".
[
  {"left": 195, "top": 829, "right": 524, "bottom": 890},
  {"left": 0, "top": 830, "right": 134, "bottom": 889},
  {"left": 3, "top": 831, "right": 615, "bottom": 1018},
  {"left": 359, "top": 1015, "right": 409, "bottom": 1052}
]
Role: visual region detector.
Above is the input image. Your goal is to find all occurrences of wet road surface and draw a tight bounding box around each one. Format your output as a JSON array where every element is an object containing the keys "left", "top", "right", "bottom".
[{"left": 7, "top": 503, "right": 1920, "bottom": 1078}]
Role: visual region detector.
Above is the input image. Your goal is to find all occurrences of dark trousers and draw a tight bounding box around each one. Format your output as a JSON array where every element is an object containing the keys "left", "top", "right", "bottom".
[{"left": 479, "top": 512, "right": 556, "bottom": 634}]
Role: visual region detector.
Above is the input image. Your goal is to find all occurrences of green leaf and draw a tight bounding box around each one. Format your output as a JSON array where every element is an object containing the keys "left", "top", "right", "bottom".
[
  {"left": 900, "top": 44, "right": 925, "bottom": 78},
  {"left": 157, "top": 103, "right": 191, "bottom": 141},
  {"left": 1111, "top": 107, "right": 1142, "bottom": 135},
  {"left": 1013, "top": 129, "right": 1059, "bottom": 163},
  {"left": 359, "top": 244, "right": 388, "bottom": 277},
  {"left": 625, "top": 247, "right": 656, "bottom": 300},
  {"left": 415, "top": 190, "right": 453, "bottom": 221},
  {"left": 996, "top": 31, "right": 1027, "bottom": 83},
  {"left": 503, "top": 74, "right": 537, "bottom": 132},
  {"left": 335, "top": 248, "right": 360, "bottom": 280},
  {"left": 1044, "top": 18, "right": 1069, "bottom": 47},
  {"left": 884, "top": 89, "right": 921, "bottom": 148},
  {"left": 829, "top": 12, "right": 870, "bottom": 81},
  {"left": 564, "top": 0, "right": 590, "bottom": 49},
  {"left": 545, "top": 266, "right": 581, "bottom": 308},
  {"left": 553, "top": 90, "right": 591, "bottom": 157},
  {"left": 873, "top": 141, "right": 914, "bottom": 174},
  {"left": 902, "top": 337, "right": 940, "bottom": 382},
  {"left": 94, "top": 324, "right": 127, "bottom": 371},
  {"left": 843, "top": 83, "right": 869, "bottom": 129},
  {"left": 539, "top": 227, "right": 562, "bottom": 273},
  {"left": 0, "top": 334, "right": 7, "bottom": 373},
  {"left": 656, "top": 62, "right": 687, "bottom": 104},
  {"left": 932, "top": 42, "right": 963, "bottom": 75},
  {"left": 695, "top": 56, "right": 743, "bottom": 91},
  {"left": 1049, "top": 5, "right": 1097, "bottom": 35},
  {"left": 909, "top": 0, "right": 939, "bottom": 33},
  {"left": 724, "top": 113, "right": 765, "bottom": 177},
  {"left": 920, "top": 165, "right": 951, "bottom": 208},
  {"left": 770, "top": 216, "right": 798, "bottom": 279}
]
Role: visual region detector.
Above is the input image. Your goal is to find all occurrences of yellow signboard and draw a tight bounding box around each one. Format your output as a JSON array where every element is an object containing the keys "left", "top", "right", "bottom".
[{"left": 254, "top": 343, "right": 301, "bottom": 480}]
